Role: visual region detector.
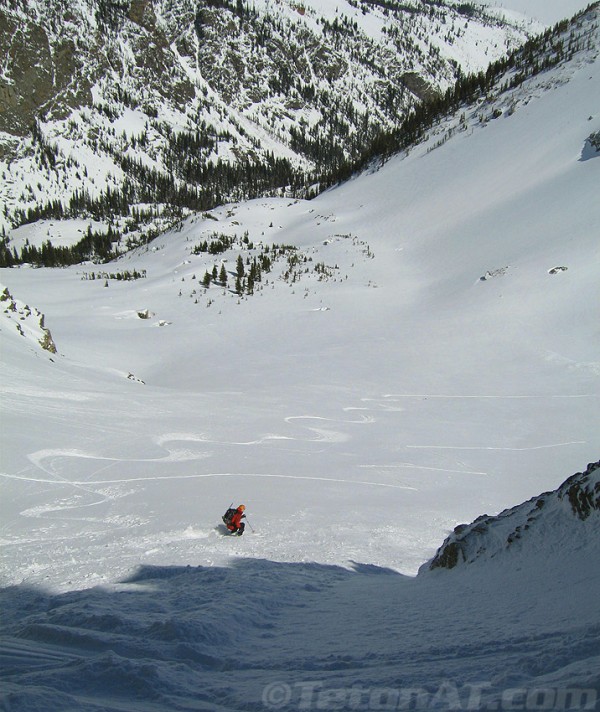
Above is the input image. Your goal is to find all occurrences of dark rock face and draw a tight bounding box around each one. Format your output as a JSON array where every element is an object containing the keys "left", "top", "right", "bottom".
[
  {"left": 0, "top": 1, "right": 194, "bottom": 137},
  {"left": 0, "top": 285, "right": 58, "bottom": 354},
  {"left": 581, "top": 130, "right": 600, "bottom": 161},
  {"left": 400, "top": 72, "right": 438, "bottom": 103},
  {"left": 428, "top": 461, "right": 600, "bottom": 571},
  {"left": 564, "top": 463, "right": 600, "bottom": 520},
  {"left": 0, "top": 9, "right": 90, "bottom": 135},
  {"left": 429, "top": 540, "right": 462, "bottom": 569}
]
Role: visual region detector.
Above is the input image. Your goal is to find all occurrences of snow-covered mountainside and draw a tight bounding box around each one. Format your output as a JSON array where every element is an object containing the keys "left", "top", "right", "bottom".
[
  {"left": 428, "top": 460, "right": 600, "bottom": 569},
  {"left": 0, "top": 0, "right": 598, "bottom": 595},
  {"left": 0, "top": 0, "right": 540, "bottom": 242},
  {"left": 1, "top": 3, "right": 599, "bottom": 711}
]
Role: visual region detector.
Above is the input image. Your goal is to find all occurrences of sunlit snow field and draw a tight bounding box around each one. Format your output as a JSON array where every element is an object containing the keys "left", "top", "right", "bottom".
[
  {"left": 2, "top": 30, "right": 599, "bottom": 590},
  {"left": 1, "top": 6, "right": 599, "bottom": 709}
]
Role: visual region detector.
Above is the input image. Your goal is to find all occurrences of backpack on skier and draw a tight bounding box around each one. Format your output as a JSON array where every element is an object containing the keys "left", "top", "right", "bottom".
[{"left": 222, "top": 507, "right": 237, "bottom": 527}]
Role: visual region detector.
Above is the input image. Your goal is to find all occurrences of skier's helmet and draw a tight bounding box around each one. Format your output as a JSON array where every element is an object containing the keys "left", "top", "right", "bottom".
[{"left": 238, "top": 504, "right": 246, "bottom": 512}]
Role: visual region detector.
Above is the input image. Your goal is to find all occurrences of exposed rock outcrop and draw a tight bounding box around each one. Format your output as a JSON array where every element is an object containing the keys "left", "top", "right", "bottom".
[
  {"left": 427, "top": 461, "right": 600, "bottom": 570},
  {"left": 1, "top": 285, "right": 58, "bottom": 354}
]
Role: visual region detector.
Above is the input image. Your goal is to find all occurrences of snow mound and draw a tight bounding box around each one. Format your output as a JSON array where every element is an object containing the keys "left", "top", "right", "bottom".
[{"left": 427, "top": 460, "right": 600, "bottom": 570}]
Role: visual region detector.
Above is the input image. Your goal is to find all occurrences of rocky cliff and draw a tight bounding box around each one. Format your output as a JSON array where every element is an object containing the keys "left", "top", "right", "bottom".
[{"left": 427, "top": 460, "right": 600, "bottom": 570}]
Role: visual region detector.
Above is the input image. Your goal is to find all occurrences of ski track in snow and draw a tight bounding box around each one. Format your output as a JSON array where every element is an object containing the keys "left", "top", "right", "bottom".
[
  {"left": 406, "top": 440, "right": 587, "bottom": 451},
  {"left": 0, "top": 389, "right": 592, "bottom": 511},
  {"left": 0, "top": 406, "right": 417, "bottom": 527},
  {"left": 376, "top": 393, "right": 599, "bottom": 399},
  {"left": 10, "top": 400, "right": 585, "bottom": 493},
  {"left": 1, "top": 468, "right": 418, "bottom": 491},
  {"left": 360, "top": 463, "right": 489, "bottom": 475}
]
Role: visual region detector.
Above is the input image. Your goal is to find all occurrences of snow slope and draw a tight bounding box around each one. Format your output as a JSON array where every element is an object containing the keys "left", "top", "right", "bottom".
[
  {"left": 478, "top": 0, "right": 592, "bottom": 25},
  {"left": 1, "top": 464, "right": 599, "bottom": 711},
  {"left": 1, "top": 7, "right": 599, "bottom": 711}
]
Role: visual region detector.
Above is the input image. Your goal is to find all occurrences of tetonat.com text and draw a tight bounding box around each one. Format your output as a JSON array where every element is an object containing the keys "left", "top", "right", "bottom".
[{"left": 261, "top": 680, "right": 598, "bottom": 711}]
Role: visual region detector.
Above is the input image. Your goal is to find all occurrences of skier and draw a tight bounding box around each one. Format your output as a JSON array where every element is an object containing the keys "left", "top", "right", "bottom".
[{"left": 223, "top": 504, "right": 246, "bottom": 535}]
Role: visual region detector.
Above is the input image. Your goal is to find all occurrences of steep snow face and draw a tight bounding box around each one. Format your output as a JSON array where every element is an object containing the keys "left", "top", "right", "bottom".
[
  {"left": 1, "top": 464, "right": 599, "bottom": 712},
  {"left": 428, "top": 461, "right": 600, "bottom": 569}
]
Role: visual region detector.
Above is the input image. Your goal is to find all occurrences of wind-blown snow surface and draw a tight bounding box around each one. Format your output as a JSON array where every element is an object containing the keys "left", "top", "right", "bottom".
[{"left": 1, "top": 15, "right": 600, "bottom": 711}]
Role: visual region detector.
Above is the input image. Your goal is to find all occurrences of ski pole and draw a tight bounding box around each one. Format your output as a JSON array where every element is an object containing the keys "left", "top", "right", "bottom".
[{"left": 245, "top": 517, "right": 255, "bottom": 533}]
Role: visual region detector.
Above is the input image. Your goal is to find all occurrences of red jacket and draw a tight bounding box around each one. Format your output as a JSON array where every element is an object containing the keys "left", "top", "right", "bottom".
[{"left": 228, "top": 509, "right": 244, "bottom": 529}]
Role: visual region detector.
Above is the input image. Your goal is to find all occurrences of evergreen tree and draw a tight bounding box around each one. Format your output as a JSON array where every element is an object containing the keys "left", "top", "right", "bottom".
[
  {"left": 219, "top": 264, "right": 228, "bottom": 286},
  {"left": 236, "top": 254, "right": 245, "bottom": 279}
]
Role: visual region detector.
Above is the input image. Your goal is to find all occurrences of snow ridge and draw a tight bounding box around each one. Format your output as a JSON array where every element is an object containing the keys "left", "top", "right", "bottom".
[{"left": 428, "top": 461, "right": 600, "bottom": 570}]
